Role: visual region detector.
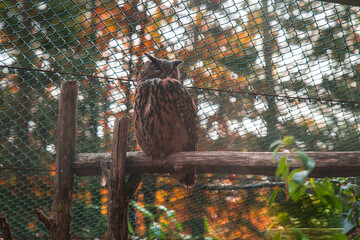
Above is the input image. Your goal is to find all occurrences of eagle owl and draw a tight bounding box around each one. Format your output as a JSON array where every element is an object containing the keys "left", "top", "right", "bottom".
[{"left": 133, "top": 53, "right": 198, "bottom": 187}]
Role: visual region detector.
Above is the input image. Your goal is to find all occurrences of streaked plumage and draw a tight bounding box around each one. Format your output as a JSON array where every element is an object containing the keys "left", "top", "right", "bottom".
[{"left": 133, "top": 53, "right": 198, "bottom": 187}]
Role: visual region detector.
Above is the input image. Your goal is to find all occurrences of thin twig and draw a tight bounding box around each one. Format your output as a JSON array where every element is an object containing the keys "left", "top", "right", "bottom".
[
  {"left": 34, "top": 208, "right": 54, "bottom": 232},
  {"left": 0, "top": 166, "right": 54, "bottom": 172},
  {"left": 0, "top": 213, "right": 14, "bottom": 240},
  {"left": 201, "top": 182, "right": 285, "bottom": 190}
]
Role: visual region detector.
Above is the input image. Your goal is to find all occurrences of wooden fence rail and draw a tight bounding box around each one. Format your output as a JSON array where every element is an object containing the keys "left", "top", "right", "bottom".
[{"left": 74, "top": 151, "right": 360, "bottom": 178}]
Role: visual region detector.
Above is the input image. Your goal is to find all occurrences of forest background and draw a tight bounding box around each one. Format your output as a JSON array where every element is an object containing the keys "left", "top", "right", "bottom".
[{"left": 1, "top": 0, "right": 360, "bottom": 238}]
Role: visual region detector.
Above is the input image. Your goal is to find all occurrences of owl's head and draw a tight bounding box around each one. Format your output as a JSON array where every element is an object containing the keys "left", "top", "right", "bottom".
[{"left": 137, "top": 53, "right": 183, "bottom": 84}]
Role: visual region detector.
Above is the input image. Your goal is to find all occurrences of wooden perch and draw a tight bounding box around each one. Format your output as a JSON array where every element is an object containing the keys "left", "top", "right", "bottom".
[
  {"left": 74, "top": 151, "right": 360, "bottom": 178},
  {"left": 0, "top": 213, "right": 13, "bottom": 240}
]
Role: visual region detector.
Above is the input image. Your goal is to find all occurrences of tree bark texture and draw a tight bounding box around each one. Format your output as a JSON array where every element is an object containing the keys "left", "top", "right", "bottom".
[
  {"left": 51, "top": 81, "right": 78, "bottom": 239},
  {"left": 107, "top": 117, "right": 130, "bottom": 240}
]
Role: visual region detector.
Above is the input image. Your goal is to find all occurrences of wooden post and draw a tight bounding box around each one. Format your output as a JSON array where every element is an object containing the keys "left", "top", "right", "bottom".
[
  {"left": 52, "top": 81, "right": 78, "bottom": 239},
  {"left": 0, "top": 213, "right": 13, "bottom": 240},
  {"left": 35, "top": 81, "right": 78, "bottom": 239},
  {"left": 107, "top": 116, "right": 131, "bottom": 239}
]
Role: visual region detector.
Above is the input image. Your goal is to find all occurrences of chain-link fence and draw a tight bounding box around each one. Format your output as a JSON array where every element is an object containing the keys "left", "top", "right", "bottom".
[{"left": 1, "top": 0, "right": 360, "bottom": 238}]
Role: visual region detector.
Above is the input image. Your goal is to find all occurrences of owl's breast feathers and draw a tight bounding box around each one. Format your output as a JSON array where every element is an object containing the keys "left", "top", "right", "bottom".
[{"left": 134, "top": 78, "right": 198, "bottom": 160}]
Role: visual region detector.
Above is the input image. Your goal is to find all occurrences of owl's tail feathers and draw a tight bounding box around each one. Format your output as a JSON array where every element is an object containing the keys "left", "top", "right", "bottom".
[{"left": 172, "top": 172, "right": 197, "bottom": 188}]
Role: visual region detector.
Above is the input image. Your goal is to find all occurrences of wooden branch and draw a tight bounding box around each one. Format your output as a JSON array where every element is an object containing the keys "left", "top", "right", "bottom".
[
  {"left": 74, "top": 151, "right": 360, "bottom": 178},
  {"left": 51, "top": 81, "right": 78, "bottom": 239},
  {"left": 107, "top": 117, "right": 131, "bottom": 240},
  {"left": 320, "top": 0, "right": 360, "bottom": 6},
  {"left": 34, "top": 209, "right": 53, "bottom": 232},
  {"left": 126, "top": 174, "right": 142, "bottom": 198},
  {"left": 0, "top": 213, "right": 13, "bottom": 240}
]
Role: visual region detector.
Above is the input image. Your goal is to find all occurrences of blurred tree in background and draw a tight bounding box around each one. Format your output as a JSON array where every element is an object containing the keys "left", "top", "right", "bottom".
[{"left": 1, "top": 0, "right": 360, "bottom": 238}]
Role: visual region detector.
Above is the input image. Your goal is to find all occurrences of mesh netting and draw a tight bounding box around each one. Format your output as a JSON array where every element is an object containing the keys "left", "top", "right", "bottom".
[{"left": 1, "top": 0, "right": 359, "bottom": 238}]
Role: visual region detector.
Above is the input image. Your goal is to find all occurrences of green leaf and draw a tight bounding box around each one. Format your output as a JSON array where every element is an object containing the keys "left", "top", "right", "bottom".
[
  {"left": 128, "top": 221, "right": 134, "bottom": 235},
  {"left": 203, "top": 216, "right": 210, "bottom": 234},
  {"left": 297, "top": 151, "right": 315, "bottom": 171},
  {"left": 130, "top": 201, "right": 154, "bottom": 220},
  {"left": 309, "top": 178, "right": 315, "bottom": 187},
  {"left": 288, "top": 169, "right": 302, "bottom": 182},
  {"left": 314, "top": 180, "right": 335, "bottom": 198},
  {"left": 149, "top": 222, "right": 164, "bottom": 239},
  {"left": 276, "top": 212, "right": 290, "bottom": 223},
  {"left": 157, "top": 205, "right": 169, "bottom": 212},
  {"left": 273, "top": 232, "right": 282, "bottom": 240},
  {"left": 321, "top": 195, "right": 343, "bottom": 212},
  {"left": 267, "top": 187, "right": 283, "bottom": 210},
  {"left": 282, "top": 136, "right": 296, "bottom": 146},
  {"left": 272, "top": 145, "right": 282, "bottom": 162},
  {"left": 313, "top": 180, "right": 342, "bottom": 211},
  {"left": 307, "top": 158, "right": 315, "bottom": 172},
  {"left": 353, "top": 234, "right": 360, "bottom": 240},
  {"left": 157, "top": 205, "right": 174, "bottom": 218},
  {"left": 332, "top": 233, "right": 349, "bottom": 240},
  {"left": 267, "top": 220, "right": 277, "bottom": 231},
  {"left": 276, "top": 155, "right": 288, "bottom": 177},
  {"left": 292, "top": 170, "right": 310, "bottom": 185},
  {"left": 340, "top": 182, "right": 357, "bottom": 195},
  {"left": 156, "top": 204, "right": 184, "bottom": 232},
  {"left": 175, "top": 221, "right": 183, "bottom": 233},
  {"left": 270, "top": 139, "right": 282, "bottom": 151},
  {"left": 288, "top": 181, "right": 308, "bottom": 201},
  {"left": 292, "top": 228, "right": 310, "bottom": 240}
]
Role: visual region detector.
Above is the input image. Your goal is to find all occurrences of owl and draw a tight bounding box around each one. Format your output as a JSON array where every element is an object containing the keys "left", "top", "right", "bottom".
[{"left": 133, "top": 53, "right": 198, "bottom": 188}]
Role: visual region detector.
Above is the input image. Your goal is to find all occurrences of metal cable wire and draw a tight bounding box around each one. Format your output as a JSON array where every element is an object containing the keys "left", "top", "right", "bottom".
[
  {"left": 2, "top": 65, "right": 360, "bottom": 106},
  {"left": 1, "top": 0, "right": 359, "bottom": 238}
]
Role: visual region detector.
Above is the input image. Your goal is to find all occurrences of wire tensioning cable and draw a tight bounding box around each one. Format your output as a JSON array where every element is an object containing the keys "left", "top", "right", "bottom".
[{"left": 2, "top": 65, "right": 360, "bottom": 106}]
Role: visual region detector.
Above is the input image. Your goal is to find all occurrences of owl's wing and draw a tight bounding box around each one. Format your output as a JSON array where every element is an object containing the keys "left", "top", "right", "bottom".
[
  {"left": 162, "top": 78, "right": 198, "bottom": 151},
  {"left": 161, "top": 79, "right": 198, "bottom": 188}
]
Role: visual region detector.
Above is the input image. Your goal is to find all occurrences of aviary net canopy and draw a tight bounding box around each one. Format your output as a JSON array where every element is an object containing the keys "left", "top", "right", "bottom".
[{"left": 0, "top": 0, "right": 359, "bottom": 238}]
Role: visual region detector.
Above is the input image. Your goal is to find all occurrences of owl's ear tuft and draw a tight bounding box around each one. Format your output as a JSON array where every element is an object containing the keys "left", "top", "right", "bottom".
[
  {"left": 144, "top": 53, "right": 158, "bottom": 63},
  {"left": 144, "top": 53, "right": 162, "bottom": 69},
  {"left": 173, "top": 60, "right": 183, "bottom": 68}
]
